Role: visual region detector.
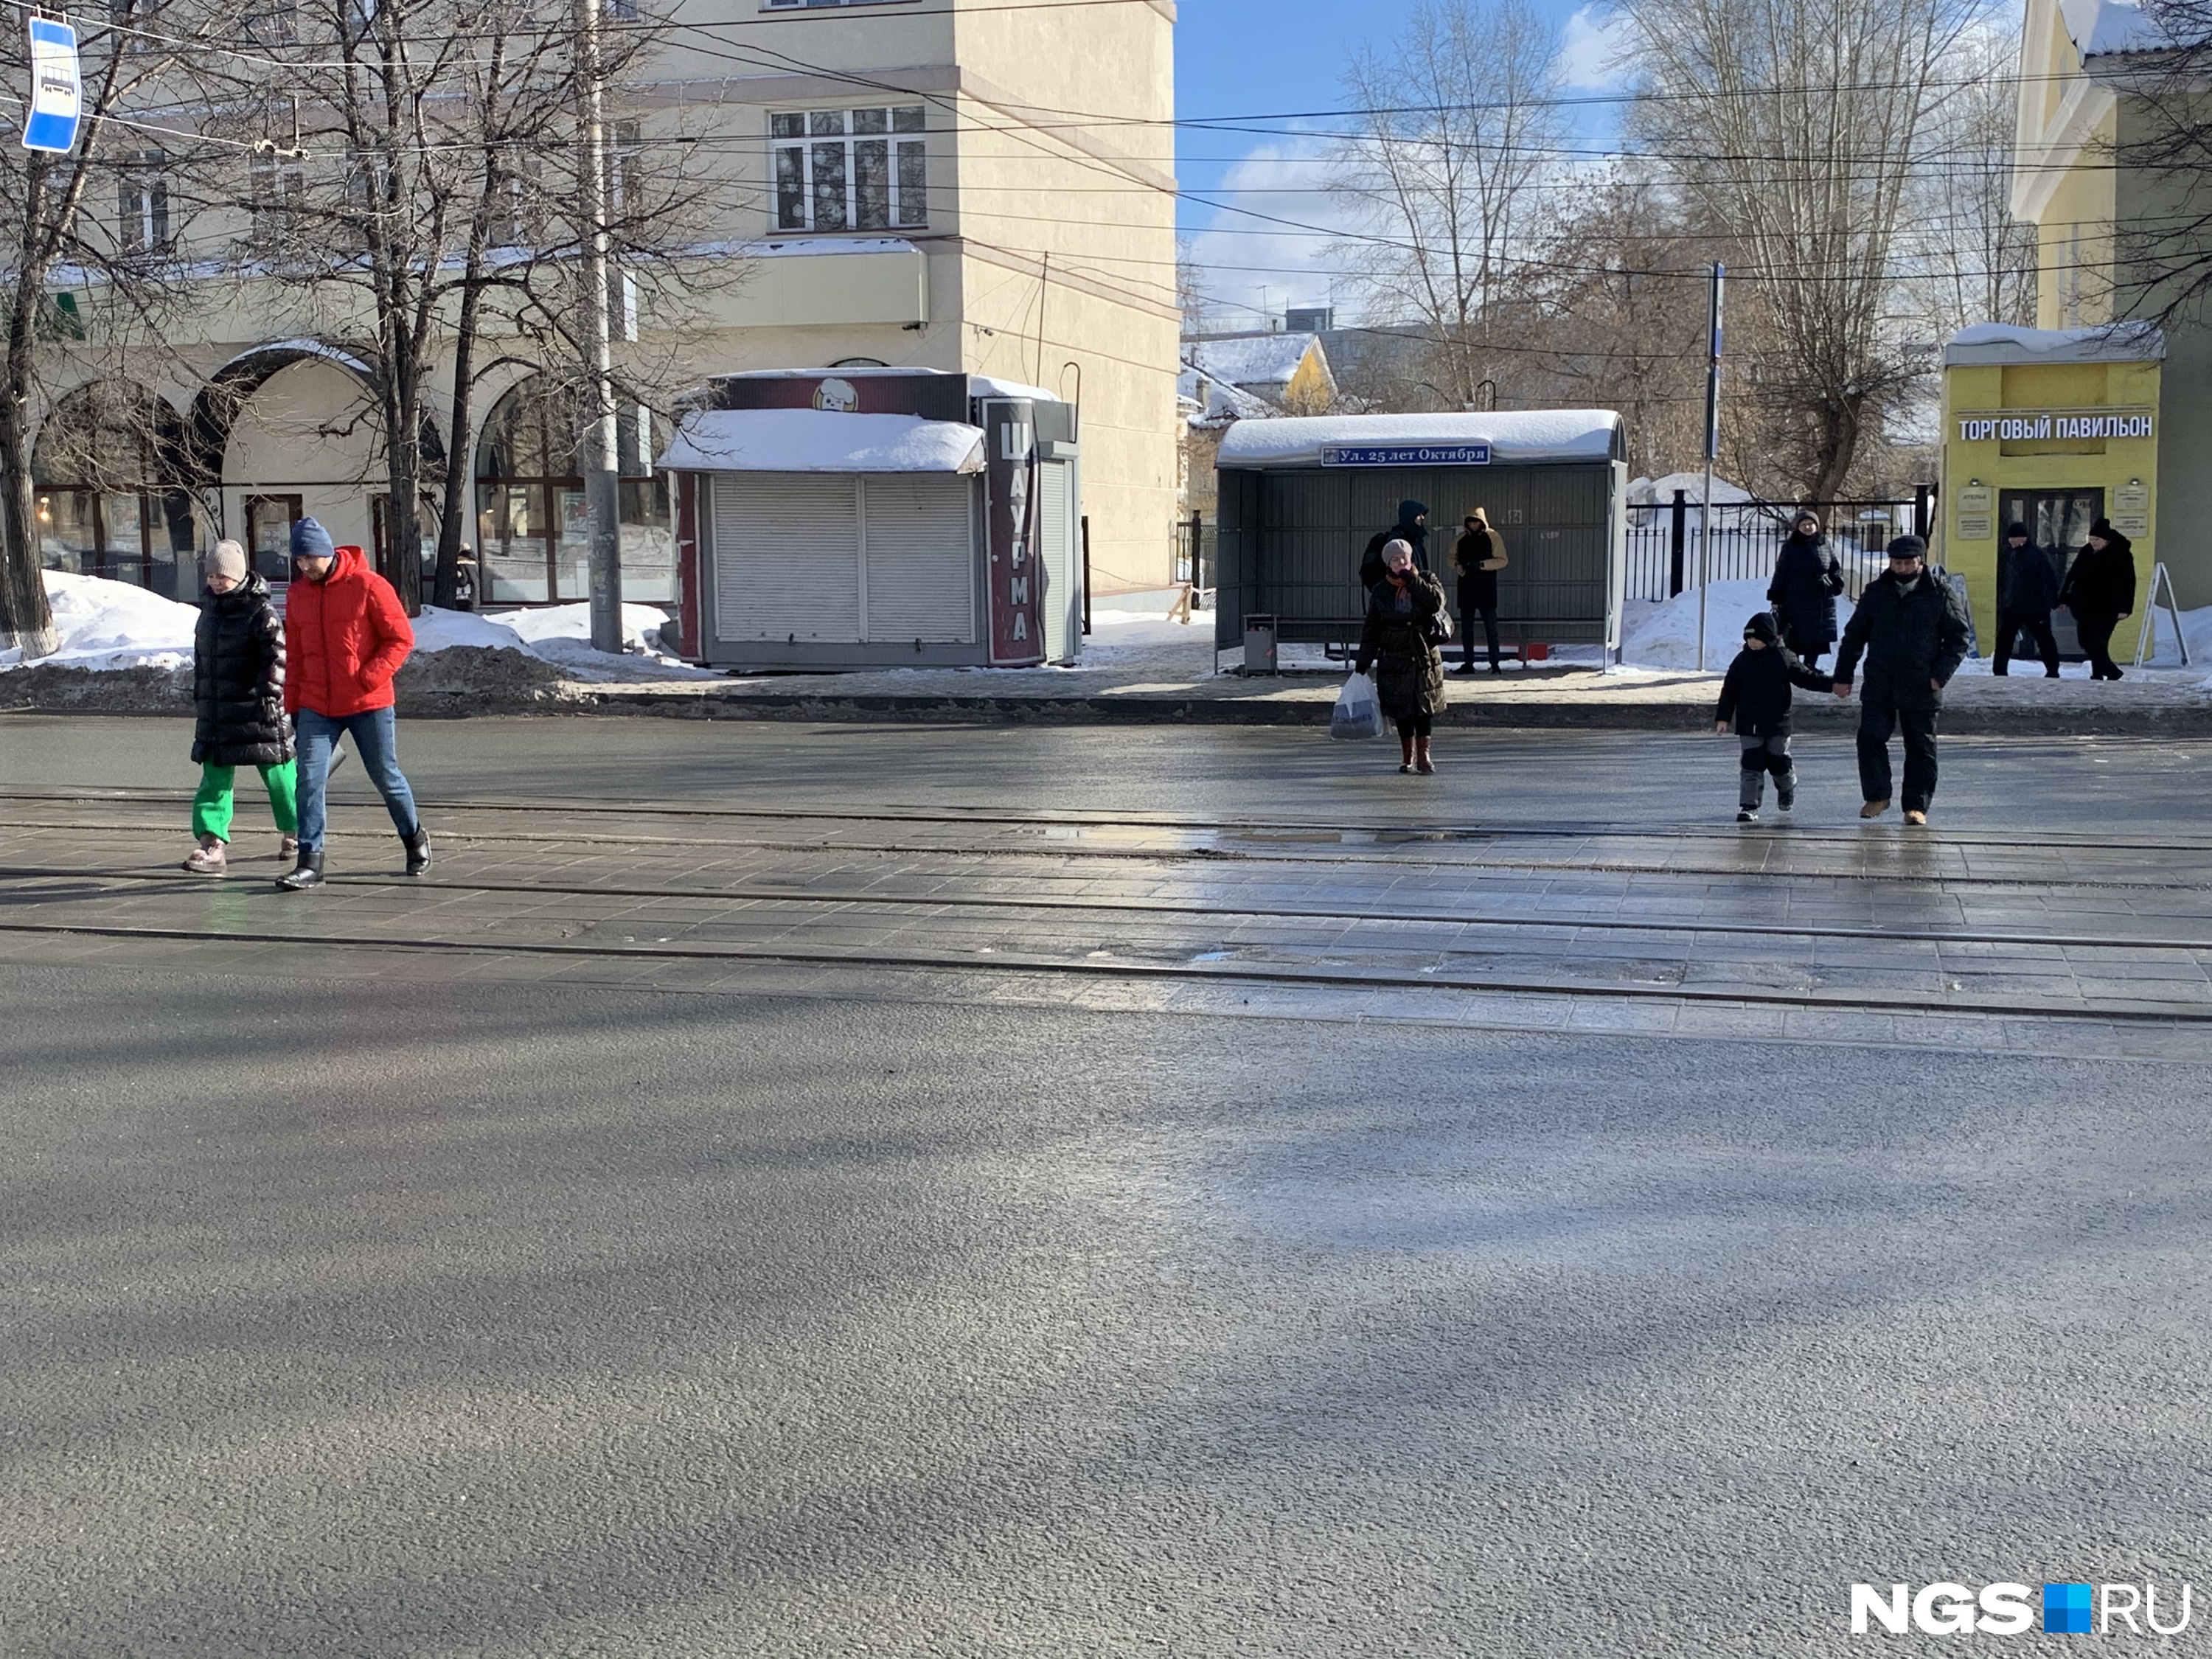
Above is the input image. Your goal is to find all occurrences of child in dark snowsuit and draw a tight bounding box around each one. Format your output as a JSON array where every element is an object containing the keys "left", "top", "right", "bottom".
[{"left": 1714, "top": 611, "right": 1834, "bottom": 821}]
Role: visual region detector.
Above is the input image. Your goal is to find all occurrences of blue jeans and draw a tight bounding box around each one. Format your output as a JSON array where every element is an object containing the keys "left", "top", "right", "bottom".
[{"left": 294, "top": 706, "right": 421, "bottom": 852}]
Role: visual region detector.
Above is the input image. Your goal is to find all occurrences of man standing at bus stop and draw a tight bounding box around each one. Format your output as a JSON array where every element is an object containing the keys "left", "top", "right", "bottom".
[{"left": 1832, "top": 535, "right": 1970, "bottom": 826}]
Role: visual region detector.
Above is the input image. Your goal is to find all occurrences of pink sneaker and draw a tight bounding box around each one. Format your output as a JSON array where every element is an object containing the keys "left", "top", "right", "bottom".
[
  {"left": 278, "top": 834, "right": 299, "bottom": 860},
  {"left": 183, "top": 838, "right": 226, "bottom": 875}
]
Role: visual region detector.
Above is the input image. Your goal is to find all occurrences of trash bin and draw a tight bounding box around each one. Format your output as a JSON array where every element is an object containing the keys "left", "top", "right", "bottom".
[{"left": 1243, "top": 613, "right": 1278, "bottom": 675}]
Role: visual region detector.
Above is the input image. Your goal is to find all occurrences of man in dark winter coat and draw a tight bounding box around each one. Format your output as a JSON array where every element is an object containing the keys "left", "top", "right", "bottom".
[
  {"left": 184, "top": 540, "right": 296, "bottom": 874},
  {"left": 1832, "top": 535, "right": 1971, "bottom": 825},
  {"left": 1452, "top": 509, "right": 1509, "bottom": 673},
  {"left": 1714, "top": 611, "right": 1834, "bottom": 821},
  {"left": 2058, "top": 518, "right": 2137, "bottom": 681},
  {"left": 1992, "top": 521, "right": 2061, "bottom": 678},
  {"left": 1358, "top": 499, "right": 1430, "bottom": 592},
  {"left": 1766, "top": 509, "right": 1844, "bottom": 669}
]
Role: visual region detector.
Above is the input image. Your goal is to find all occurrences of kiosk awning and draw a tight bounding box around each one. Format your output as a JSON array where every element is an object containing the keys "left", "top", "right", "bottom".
[{"left": 659, "top": 409, "right": 987, "bottom": 475}]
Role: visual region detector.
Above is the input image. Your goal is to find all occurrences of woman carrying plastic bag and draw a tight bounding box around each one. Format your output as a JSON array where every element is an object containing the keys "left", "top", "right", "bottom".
[
  {"left": 1331, "top": 670, "right": 1385, "bottom": 740},
  {"left": 1354, "top": 539, "right": 1451, "bottom": 772}
]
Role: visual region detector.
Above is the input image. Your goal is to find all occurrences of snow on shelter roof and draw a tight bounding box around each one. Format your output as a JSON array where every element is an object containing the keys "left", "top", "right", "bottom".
[
  {"left": 1943, "top": 319, "right": 2166, "bottom": 364},
  {"left": 2057, "top": 0, "right": 2189, "bottom": 58},
  {"left": 1217, "top": 411, "right": 1623, "bottom": 469},
  {"left": 658, "top": 409, "right": 986, "bottom": 474}
]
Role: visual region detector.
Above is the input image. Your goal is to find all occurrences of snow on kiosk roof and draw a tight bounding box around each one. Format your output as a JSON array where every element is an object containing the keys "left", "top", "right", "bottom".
[
  {"left": 1217, "top": 410, "right": 1624, "bottom": 469},
  {"left": 658, "top": 408, "right": 986, "bottom": 475}
]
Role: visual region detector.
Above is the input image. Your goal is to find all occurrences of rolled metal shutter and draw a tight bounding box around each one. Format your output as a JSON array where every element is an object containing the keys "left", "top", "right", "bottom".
[
  {"left": 861, "top": 474, "right": 973, "bottom": 643},
  {"left": 712, "top": 475, "right": 860, "bottom": 641},
  {"left": 1037, "top": 461, "right": 1071, "bottom": 660}
]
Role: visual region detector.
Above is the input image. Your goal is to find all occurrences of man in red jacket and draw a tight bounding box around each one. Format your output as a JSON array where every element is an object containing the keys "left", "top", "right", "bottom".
[{"left": 276, "top": 517, "right": 431, "bottom": 890}]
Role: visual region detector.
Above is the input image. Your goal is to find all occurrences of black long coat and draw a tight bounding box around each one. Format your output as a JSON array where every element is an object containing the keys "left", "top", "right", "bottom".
[
  {"left": 2059, "top": 536, "right": 2136, "bottom": 620},
  {"left": 192, "top": 574, "right": 293, "bottom": 767},
  {"left": 1834, "top": 570, "right": 1971, "bottom": 712},
  {"left": 1354, "top": 571, "right": 1450, "bottom": 722},
  {"left": 1767, "top": 532, "right": 1842, "bottom": 645}
]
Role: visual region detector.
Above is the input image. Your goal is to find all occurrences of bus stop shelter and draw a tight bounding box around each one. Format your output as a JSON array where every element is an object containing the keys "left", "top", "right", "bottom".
[{"left": 1213, "top": 411, "right": 1629, "bottom": 662}]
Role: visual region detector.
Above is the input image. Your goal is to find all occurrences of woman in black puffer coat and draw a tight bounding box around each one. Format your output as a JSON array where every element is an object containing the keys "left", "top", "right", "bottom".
[
  {"left": 1354, "top": 540, "right": 1450, "bottom": 773},
  {"left": 1766, "top": 509, "right": 1845, "bottom": 669},
  {"left": 184, "top": 540, "right": 298, "bottom": 875},
  {"left": 2058, "top": 518, "right": 2138, "bottom": 681}
]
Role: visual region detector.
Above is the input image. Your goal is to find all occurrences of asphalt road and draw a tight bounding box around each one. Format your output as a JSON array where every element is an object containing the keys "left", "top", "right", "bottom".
[{"left": 5, "top": 717, "right": 2211, "bottom": 1657}]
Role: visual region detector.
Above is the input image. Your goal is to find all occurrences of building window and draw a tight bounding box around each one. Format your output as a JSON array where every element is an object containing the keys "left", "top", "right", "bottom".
[
  {"left": 763, "top": 0, "right": 917, "bottom": 8},
  {"left": 474, "top": 375, "right": 672, "bottom": 605},
  {"left": 118, "top": 152, "right": 170, "bottom": 252},
  {"left": 248, "top": 148, "right": 305, "bottom": 242},
  {"left": 32, "top": 379, "right": 199, "bottom": 599},
  {"left": 771, "top": 105, "right": 925, "bottom": 233}
]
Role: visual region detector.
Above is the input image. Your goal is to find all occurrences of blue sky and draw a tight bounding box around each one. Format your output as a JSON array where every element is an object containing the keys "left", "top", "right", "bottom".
[{"left": 1172, "top": 0, "right": 1632, "bottom": 328}]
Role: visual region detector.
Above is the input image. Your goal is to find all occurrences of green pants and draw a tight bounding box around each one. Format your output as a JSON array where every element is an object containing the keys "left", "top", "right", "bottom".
[{"left": 192, "top": 759, "right": 299, "bottom": 842}]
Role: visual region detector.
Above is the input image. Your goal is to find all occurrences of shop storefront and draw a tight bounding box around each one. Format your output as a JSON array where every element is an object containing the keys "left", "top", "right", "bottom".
[{"left": 1941, "top": 322, "right": 2163, "bottom": 659}]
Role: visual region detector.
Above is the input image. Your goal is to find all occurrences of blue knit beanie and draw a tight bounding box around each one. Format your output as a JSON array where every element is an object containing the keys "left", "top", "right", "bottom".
[{"left": 291, "top": 518, "right": 335, "bottom": 561}]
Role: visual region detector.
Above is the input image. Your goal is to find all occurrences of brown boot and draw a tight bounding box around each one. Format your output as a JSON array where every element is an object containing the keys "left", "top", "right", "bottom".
[
  {"left": 1414, "top": 736, "right": 1435, "bottom": 774},
  {"left": 1399, "top": 734, "right": 1415, "bottom": 773}
]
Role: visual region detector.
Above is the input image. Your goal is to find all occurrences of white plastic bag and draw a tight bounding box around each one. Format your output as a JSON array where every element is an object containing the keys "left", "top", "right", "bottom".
[{"left": 1331, "top": 672, "right": 1385, "bottom": 740}]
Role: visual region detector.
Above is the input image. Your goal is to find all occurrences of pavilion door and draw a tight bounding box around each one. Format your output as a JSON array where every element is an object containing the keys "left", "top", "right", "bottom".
[{"left": 1998, "top": 487, "right": 2101, "bottom": 660}]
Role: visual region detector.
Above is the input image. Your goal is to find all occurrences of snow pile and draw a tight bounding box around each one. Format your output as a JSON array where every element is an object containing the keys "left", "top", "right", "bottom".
[
  {"left": 0, "top": 570, "right": 713, "bottom": 684},
  {"left": 0, "top": 569, "right": 198, "bottom": 671},
  {"left": 1626, "top": 471, "right": 1756, "bottom": 506},
  {"left": 1624, "top": 579, "right": 1857, "bottom": 671},
  {"left": 658, "top": 409, "right": 986, "bottom": 474},
  {"left": 476, "top": 602, "right": 718, "bottom": 682}
]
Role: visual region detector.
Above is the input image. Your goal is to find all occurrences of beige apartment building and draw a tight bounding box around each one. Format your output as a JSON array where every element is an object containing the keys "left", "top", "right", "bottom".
[{"left": 32, "top": 0, "right": 1180, "bottom": 609}]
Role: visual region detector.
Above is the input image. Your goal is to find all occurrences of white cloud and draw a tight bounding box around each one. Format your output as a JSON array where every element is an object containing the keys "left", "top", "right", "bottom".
[
  {"left": 1558, "top": 4, "right": 1638, "bottom": 91},
  {"left": 1179, "top": 136, "right": 1360, "bottom": 331}
]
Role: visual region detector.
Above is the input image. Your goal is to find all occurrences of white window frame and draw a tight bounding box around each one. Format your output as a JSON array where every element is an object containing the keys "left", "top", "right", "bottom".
[
  {"left": 119, "top": 151, "right": 170, "bottom": 253},
  {"left": 771, "top": 105, "right": 927, "bottom": 234}
]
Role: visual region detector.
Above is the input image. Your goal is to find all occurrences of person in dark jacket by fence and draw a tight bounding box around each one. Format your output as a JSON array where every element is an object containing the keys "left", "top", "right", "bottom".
[
  {"left": 2058, "top": 518, "right": 2137, "bottom": 681},
  {"left": 183, "top": 540, "right": 297, "bottom": 875},
  {"left": 1993, "top": 522, "right": 2061, "bottom": 678},
  {"left": 1832, "top": 535, "right": 1971, "bottom": 825},
  {"left": 1354, "top": 540, "right": 1450, "bottom": 773},
  {"left": 1766, "top": 509, "right": 1845, "bottom": 669},
  {"left": 1359, "top": 498, "right": 1430, "bottom": 592},
  {"left": 1714, "top": 611, "right": 1834, "bottom": 821},
  {"left": 1452, "top": 509, "right": 1509, "bottom": 674}
]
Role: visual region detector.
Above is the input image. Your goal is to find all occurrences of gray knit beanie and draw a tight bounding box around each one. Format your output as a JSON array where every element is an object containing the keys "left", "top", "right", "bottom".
[{"left": 204, "top": 540, "right": 248, "bottom": 582}]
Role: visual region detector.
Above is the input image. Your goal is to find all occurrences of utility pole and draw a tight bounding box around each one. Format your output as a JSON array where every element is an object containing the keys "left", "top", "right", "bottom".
[
  {"left": 1696, "top": 260, "right": 1723, "bottom": 673},
  {"left": 577, "top": 0, "right": 623, "bottom": 653}
]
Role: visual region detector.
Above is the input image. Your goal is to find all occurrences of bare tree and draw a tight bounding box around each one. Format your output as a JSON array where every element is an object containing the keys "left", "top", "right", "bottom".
[
  {"left": 0, "top": 7, "right": 237, "bottom": 655},
  {"left": 1904, "top": 25, "right": 2039, "bottom": 339},
  {"left": 1331, "top": 0, "right": 1566, "bottom": 409},
  {"left": 1616, "top": 0, "right": 1978, "bottom": 499},
  {"left": 244, "top": 0, "right": 738, "bottom": 612}
]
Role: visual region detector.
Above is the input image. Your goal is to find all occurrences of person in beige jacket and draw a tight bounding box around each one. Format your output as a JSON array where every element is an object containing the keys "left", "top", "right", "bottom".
[{"left": 1453, "top": 509, "right": 1509, "bottom": 673}]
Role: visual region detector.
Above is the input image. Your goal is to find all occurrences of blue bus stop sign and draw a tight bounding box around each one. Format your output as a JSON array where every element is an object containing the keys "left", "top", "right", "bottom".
[{"left": 22, "top": 19, "right": 83, "bottom": 155}]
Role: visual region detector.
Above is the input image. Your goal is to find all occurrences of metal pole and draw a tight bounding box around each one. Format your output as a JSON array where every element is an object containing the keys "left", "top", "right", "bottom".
[
  {"left": 578, "top": 0, "right": 623, "bottom": 653},
  {"left": 1697, "top": 261, "right": 1723, "bottom": 672}
]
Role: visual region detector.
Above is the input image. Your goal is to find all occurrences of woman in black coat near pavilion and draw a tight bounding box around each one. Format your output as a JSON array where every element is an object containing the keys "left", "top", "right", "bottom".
[
  {"left": 2058, "top": 519, "right": 2137, "bottom": 681},
  {"left": 1766, "top": 509, "right": 1846, "bottom": 669}
]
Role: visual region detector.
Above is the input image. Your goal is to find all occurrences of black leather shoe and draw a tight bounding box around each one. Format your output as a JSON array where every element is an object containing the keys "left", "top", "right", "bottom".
[
  {"left": 403, "top": 830, "right": 432, "bottom": 876},
  {"left": 276, "top": 850, "right": 324, "bottom": 891}
]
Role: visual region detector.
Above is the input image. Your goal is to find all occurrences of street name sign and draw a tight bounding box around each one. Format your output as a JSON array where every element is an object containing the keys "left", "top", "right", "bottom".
[{"left": 1320, "top": 443, "right": 1492, "bottom": 467}]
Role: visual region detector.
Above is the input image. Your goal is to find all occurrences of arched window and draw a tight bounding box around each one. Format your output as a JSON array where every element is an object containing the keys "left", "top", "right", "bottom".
[
  {"left": 34, "top": 381, "right": 199, "bottom": 597},
  {"left": 474, "top": 375, "right": 671, "bottom": 604}
]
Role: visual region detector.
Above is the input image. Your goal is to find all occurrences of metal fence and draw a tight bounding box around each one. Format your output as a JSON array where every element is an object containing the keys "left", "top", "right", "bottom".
[
  {"left": 1175, "top": 513, "right": 1218, "bottom": 596},
  {"left": 1625, "top": 492, "right": 1934, "bottom": 603}
]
